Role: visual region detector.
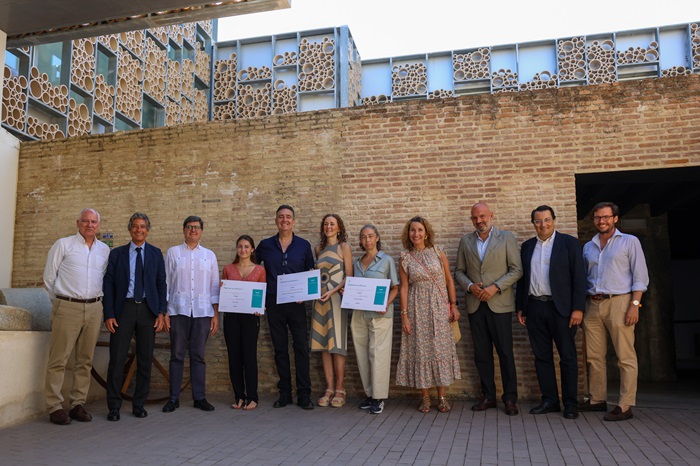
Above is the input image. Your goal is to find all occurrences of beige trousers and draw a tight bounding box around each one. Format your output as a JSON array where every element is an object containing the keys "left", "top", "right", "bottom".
[
  {"left": 583, "top": 294, "right": 637, "bottom": 407},
  {"left": 45, "top": 299, "right": 103, "bottom": 413},
  {"left": 350, "top": 311, "right": 394, "bottom": 400}
]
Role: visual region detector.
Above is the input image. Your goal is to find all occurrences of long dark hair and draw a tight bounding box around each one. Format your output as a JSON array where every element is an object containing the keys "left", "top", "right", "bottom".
[
  {"left": 318, "top": 214, "right": 348, "bottom": 249},
  {"left": 233, "top": 235, "right": 258, "bottom": 264}
]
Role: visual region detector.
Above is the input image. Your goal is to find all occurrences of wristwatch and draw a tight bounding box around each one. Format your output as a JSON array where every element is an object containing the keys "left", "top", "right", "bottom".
[{"left": 631, "top": 300, "right": 642, "bottom": 308}]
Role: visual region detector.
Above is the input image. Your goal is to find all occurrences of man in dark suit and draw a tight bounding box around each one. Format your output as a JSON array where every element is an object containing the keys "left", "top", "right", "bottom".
[
  {"left": 516, "top": 205, "right": 587, "bottom": 420},
  {"left": 103, "top": 212, "right": 167, "bottom": 421},
  {"left": 455, "top": 202, "right": 523, "bottom": 416}
]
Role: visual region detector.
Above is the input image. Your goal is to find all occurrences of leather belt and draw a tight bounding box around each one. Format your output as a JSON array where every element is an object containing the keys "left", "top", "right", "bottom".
[
  {"left": 589, "top": 293, "right": 627, "bottom": 301},
  {"left": 529, "top": 295, "right": 553, "bottom": 302},
  {"left": 125, "top": 298, "right": 147, "bottom": 304},
  {"left": 57, "top": 295, "right": 102, "bottom": 304}
]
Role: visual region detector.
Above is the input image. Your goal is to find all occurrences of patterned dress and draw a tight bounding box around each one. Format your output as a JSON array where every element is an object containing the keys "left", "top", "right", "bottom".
[
  {"left": 311, "top": 242, "right": 348, "bottom": 355},
  {"left": 396, "top": 245, "right": 461, "bottom": 388}
]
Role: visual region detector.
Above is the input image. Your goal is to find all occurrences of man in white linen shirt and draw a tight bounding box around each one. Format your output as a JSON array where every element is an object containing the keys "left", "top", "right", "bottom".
[
  {"left": 43, "top": 208, "right": 110, "bottom": 425},
  {"left": 578, "top": 201, "right": 649, "bottom": 422},
  {"left": 162, "top": 216, "right": 220, "bottom": 413}
]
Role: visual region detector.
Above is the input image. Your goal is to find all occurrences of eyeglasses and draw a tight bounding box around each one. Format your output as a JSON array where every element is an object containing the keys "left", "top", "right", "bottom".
[
  {"left": 533, "top": 218, "right": 553, "bottom": 226},
  {"left": 593, "top": 215, "right": 614, "bottom": 222},
  {"left": 185, "top": 225, "right": 202, "bottom": 231},
  {"left": 282, "top": 253, "right": 287, "bottom": 268}
]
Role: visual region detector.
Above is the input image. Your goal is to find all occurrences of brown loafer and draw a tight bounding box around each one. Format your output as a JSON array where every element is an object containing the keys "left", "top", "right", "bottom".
[
  {"left": 604, "top": 405, "right": 633, "bottom": 421},
  {"left": 49, "top": 409, "right": 71, "bottom": 425},
  {"left": 68, "top": 404, "right": 92, "bottom": 422},
  {"left": 504, "top": 400, "right": 519, "bottom": 416},
  {"left": 471, "top": 398, "right": 497, "bottom": 411},
  {"left": 578, "top": 399, "right": 608, "bottom": 412}
]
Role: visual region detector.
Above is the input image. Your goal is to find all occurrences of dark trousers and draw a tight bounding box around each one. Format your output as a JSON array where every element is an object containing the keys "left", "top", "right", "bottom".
[
  {"left": 526, "top": 299, "right": 578, "bottom": 408},
  {"left": 468, "top": 302, "right": 518, "bottom": 403},
  {"left": 266, "top": 297, "right": 311, "bottom": 397},
  {"left": 168, "top": 314, "right": 211, "bottom": 401},
  {"left": 106, "top": 300, "right": 156, "bottom": 409},
  {"left": 224, "top": 313, "right": 260, "bottom": 403}
]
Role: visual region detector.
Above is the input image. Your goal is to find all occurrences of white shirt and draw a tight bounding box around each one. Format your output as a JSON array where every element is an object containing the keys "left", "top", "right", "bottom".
[
  {"left": 43, "top": 232, "right": 110, "bottom": 300},
  {"left": 165, "top": 242, "right": 220, "bottom": 318},
  {"left": 529, "top": 230, "right": 555, "bottom": 297}
]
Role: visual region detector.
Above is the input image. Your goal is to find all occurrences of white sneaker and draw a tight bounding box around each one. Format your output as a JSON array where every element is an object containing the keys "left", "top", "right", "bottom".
[
  {"left": 359, "top": 397, "right": 373, "bottom": 410},
  {"left": 369, "top": 399, "right": 384, "bottom": 414}
]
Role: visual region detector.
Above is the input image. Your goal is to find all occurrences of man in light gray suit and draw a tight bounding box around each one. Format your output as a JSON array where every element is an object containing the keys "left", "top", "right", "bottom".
[{"left": 455, "top": 202, "right": 523, "bottom": 415}]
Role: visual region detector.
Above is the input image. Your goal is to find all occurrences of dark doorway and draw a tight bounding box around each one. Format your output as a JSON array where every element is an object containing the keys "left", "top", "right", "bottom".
[{"left": 576, "top": 166, "right": 700, "bottom": 385}]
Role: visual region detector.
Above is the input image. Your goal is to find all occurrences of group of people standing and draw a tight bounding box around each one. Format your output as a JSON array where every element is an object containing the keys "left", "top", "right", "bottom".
[{"left": 41, "top": 199, "right": 648, "bottom": 425}]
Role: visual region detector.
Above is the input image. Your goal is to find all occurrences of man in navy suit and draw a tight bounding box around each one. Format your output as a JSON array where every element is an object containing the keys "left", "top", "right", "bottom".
[
  {"left": 516, "top": 205, "right": 587, "bottom": 420},
  {"left": 103, "top": 212, "right": 167, "bottom": 421}
]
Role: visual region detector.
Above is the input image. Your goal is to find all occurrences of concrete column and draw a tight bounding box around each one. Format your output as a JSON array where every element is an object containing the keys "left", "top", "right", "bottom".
[{"left": 0, "top": 28, "right": 21, "bottom": 288}]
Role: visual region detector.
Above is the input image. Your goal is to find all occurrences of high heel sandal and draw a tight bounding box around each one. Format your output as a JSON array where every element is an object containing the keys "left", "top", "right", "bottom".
[
  {"left": 330, "top": 389, "right": 347, "bottom": 408},
  {"left": 437, "top": 396, "right": 451, "bottom": 413},
  {"left": 418, "top": 396, "right": 431, "bottom": 413},
  {"left": 318, "top": 388, "right": 334, "bottom": 407}
]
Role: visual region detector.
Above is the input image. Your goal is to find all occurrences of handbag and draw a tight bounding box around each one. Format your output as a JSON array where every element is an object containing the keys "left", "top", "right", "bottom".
[{"left": 409, "top": 246, "right": 461, "bottom": 343}]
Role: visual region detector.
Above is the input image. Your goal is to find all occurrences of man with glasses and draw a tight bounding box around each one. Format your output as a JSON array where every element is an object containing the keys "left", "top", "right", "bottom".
[
  {"left": 162, "top": 216, "right": 220, "bottom": 414},
  {"left": 516, "top": 205, "right": 587, "bottom": 420},
  {"left": 578, "top": 202, "right": 648, "bottom": 421},
  {"left": 256, "top": 205, "right": 315, "bottom": 409}
]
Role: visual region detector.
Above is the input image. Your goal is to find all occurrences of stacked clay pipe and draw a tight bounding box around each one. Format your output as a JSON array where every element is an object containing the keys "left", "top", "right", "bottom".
[
  {"left": 143, "top": 37, "right": 167, "bottom": 104},
  {"left": 428, "top": 89, "right": 454, "bottom": 99},
  {"left": 167, "top": 59, "right": 182, "bottom": 101},
  {"left": 195, "top": 45, "right": 211, "bottom": 86},
  {"left": 28, "top": 67, "right": 69, "bottom": 113},
  {"left": 491, "top": 69, "right": 519, "bottom": 90},
  {"left": 170, "top": 24, "right": 183, "bottom": 46},
  {"left": 166, "top": 98, "right": 180, "bottom": 126},
  {"left": 520, "top": 71, "right": 558, "bottom": 91},
  {"left": 119, "top": 30, "right": 145, "bottom": 58},
  {"left": 617, "top": 41, "right": 659, "bottom": 65},
  {"left": 237, "top": 66, "right": 272, "bottom": 82},
  {"left": 150, "top": 26, "right": 169, "bottom": 46},
  {"left": 180, "top": 96, "right": 194, "bottom": 123},
  {"left": 2, "top": 66, "right": 28, "bottom": 131},
  {"left": 587, "top": 40, "right": 616, "bottom": 84},
  {"left": 236, "top": 83, "right": 271, "bottom": 119},
  {"left": 213, "top": 53, "right": 237, "bottom": 101},
  {"left": 193, "top": 89, "right": 208, "bottom": 122},
  {"left": 392, "top": 62, "right": 427, "bottom": 97},
  {"left": 272, "top": 80, "right": 297, "bottom": 115},
  {"left": 213, "top": 102, "right": 235, "bottom": 120},
  {"left": 348, "top": 54, "right": 362, "bottom": 106},
  {"left": 93, "top": 74, "right": 115, "bottom": 122},
  {"left": 298, "top": 37, "right": 336, "bottom": 92},
  {"left": 116, "top": 47, "right": 143, "bottom": 123},
  {"left": 183, "top": 22, "right": 197, "bottom": 44},
  {"left": 71, "top": 38, "right": 97, "bottom": 92},
  {"left": 181, "top": 59, "right": 195, "bottom": 100},
  {"left": 200, "top": 20, "right": 214, "bottom": 38},
  {"left": 661, "top": 66, "right": 693, "bottom": 77},
  {"left": 67, "top": 98, "right": 91, "bottom": 137},
  {"left": 98, "top": 34, "right": 119, "bottom": 53},
  {"left": 361, "top": 95, "right": 390, "bottom": 105},
  {"left": 693, "top": 24, "right": 700, "bottom": 69},
  {"left": 557, "top": 37, "right": 587, "bottom": 82},
  {"left": 453, "top": 48, "right": 491, "bottom": 81},
  {"left": 26, "top": 116, "right": 63, "bottom": 140},
  {"left": 273, "top": 51, "right": 297, "bottom": 67}
]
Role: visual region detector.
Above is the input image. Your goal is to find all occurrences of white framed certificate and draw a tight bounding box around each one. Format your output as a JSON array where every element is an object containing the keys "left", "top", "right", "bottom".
[
  {"left": 276, "top": 269, "right": 321, "bottom": 304},
  {"left": 341, "top": 276, "right": 391, "bottom": 312},
  {"left": 219, "top": 280, "right": 267, "bottom": 314}
]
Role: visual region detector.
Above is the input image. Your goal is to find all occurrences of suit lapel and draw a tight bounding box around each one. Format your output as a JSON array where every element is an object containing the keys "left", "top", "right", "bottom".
[
  {"left": 466, "top": 232, "right": 480, "bottom": 263},
  {"left": 482, "top": 227, "right": 502, "bottom": 263}
]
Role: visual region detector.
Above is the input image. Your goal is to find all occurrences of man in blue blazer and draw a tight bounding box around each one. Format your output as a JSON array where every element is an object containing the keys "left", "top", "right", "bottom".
[
  {"left": 103, "top": 212, "right": 167, "bottom": 421},
  {"left": 516, "top": 205, "right": 587, "bottom": 420}
]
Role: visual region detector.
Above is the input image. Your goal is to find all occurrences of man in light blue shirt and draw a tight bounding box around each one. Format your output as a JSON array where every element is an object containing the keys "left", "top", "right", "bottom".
[{"left": 579, "top": 202, "right": 649, "bottom": 422}]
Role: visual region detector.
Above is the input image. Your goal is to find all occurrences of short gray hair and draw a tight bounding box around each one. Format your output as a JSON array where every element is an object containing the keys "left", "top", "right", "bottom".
[
  {"left": 78, "top": 208, "right": 100, "bottom": 222},
  {"left": 127, "top": 212, "right": 151, "bottom": 230}
]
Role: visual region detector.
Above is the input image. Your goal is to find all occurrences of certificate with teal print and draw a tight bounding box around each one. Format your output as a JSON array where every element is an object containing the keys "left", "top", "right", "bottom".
[
  {"left": 276, "top": 269, "right": 322, "bottom": 304},
  {"left": 219, "top": 280, "right": 267, "bottom": 314},
  {"left": 341, "top": 276, "right": 391, "bottom": 312}
]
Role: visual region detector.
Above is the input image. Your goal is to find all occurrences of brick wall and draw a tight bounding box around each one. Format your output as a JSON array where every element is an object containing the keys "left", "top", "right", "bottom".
[{"left": 12, "top": 74, "right": 700, "bottom": 402}]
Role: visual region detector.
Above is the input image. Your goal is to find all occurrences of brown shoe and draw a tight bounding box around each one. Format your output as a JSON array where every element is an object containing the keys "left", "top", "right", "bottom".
[
  {"left": 504, "top": 401, "right": 519, "bottom": 416},
  {"left": 49, "top": 409, "right": 71, "bottom": 425},
  {"left": 578, "top": 399, "right": 608, "bottom": 412},
  {"left": 604, "top": 405, "right": 633, "bottom": 421},
  {"left": 68, "top": 404, "right": 93, "bottom": 422},
  {"left": 471, "top": 398, "right": 497, "bottom": 411}
]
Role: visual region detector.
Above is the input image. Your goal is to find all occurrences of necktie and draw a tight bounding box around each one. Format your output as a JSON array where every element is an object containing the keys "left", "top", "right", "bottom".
[{"left": 134, "top": 246, "right": 144, "bottom": 301}]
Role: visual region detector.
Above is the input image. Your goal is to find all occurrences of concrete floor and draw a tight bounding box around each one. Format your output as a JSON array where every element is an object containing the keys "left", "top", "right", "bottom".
[{"left": 1, "top": 377, "right": 699, "bottom": 466}]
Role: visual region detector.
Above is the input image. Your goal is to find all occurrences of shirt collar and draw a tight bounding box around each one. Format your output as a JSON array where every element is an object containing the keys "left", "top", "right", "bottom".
[
  {"left": 476, "top": 226, "right": 493, "bottom": 243},
  {"left": 537, "top": 230, "right": 556, "bottom": 245},
  {"left": 182, "top": 242, "right": 201, "bottom": 251},
  {"left": 593, "top": 227, "right": 622, "bottom": 247},
  {"left": 130, "top": 241, "right": 146, "bottom": 252}
]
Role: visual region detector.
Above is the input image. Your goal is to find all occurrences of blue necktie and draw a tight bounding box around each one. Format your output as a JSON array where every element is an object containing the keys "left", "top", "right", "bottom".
[{"left": 134, "top": 247, "right": 144, "bottom": 301}]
